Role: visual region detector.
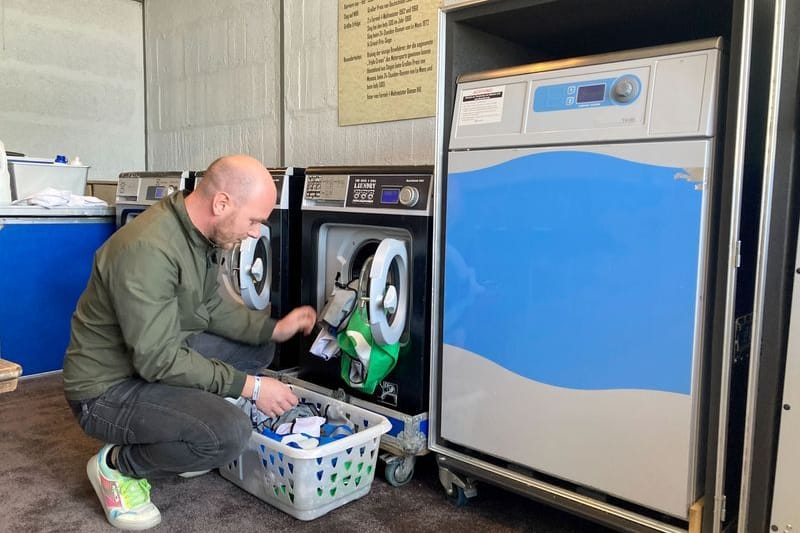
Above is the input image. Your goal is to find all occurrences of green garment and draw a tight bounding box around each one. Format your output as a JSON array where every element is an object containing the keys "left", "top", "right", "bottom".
[
  {"left": 337, "top": 305, "right": 399, "bottom": 394},
  {"left": 63, "top": 191, "right": 276, "bottom": 401}
]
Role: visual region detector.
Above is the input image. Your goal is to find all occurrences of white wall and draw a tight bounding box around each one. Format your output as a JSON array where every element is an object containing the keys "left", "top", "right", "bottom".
[
  {"left": 283, "top": 0, "right": 436, "bottom": 166},
  {"left": 0, "top": 0, "right": 145, "bottom": 181},
  {"left": 144, "top": 0, "right": 436, "bottom": 169},
  {"left": 144, "top": 0, "right": 281, "bottom": 170}
]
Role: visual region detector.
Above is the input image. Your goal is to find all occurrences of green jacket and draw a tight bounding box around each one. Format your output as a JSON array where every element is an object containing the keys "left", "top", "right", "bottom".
[{"left": 63, "top": 191, "right": 276, "bottom": 401}]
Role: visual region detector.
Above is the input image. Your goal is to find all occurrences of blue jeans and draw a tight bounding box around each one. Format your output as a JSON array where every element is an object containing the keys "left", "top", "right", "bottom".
[{"left": 68, "top": 333, "right": 274, "bottom": 479}]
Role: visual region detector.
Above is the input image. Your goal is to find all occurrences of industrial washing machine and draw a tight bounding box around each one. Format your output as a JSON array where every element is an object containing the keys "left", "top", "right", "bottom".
[
  {"left": 212, "top": 167, "right": 305, "bottom": 369},
  {"left": 115, "top": 170, "right": 198, "bottom": 228},
  {"left": 434, "top": 38, "right": 723, "bottom": 520},
  {"left": 284, "top": 166, "right": 434, "bottom": 485}
]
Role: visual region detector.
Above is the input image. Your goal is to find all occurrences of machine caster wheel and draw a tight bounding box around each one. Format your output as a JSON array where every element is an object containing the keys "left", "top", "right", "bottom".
[
  {"left": 446, "top": 485, "right": 469, "bottom": 507},
  {"left": 384, "top": 456, "right": 415, "bottom": 487},
  {"left": 437, "top": 456, "right": 477, "bottom": 506}
]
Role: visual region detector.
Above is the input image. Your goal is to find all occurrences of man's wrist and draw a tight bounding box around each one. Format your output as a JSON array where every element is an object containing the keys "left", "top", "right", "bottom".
[{"left": 251, "top": 376, "right": 262, "bottom": 402}]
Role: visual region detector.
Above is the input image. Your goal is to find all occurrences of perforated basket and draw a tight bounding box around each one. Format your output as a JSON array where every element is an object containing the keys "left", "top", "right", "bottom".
[{"left": 220, "top": 385, "right": 391, "bottom": 520}]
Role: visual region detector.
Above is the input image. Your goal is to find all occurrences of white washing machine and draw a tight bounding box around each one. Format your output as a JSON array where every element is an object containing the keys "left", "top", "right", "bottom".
[{"left": 436, "top": 38, "right": 723, "bottom": 519}]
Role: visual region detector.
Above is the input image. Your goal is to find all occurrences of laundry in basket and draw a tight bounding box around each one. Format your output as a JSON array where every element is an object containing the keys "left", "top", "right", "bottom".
[{"left": 220, "top": 385, "right": 391, "bottom": 520}]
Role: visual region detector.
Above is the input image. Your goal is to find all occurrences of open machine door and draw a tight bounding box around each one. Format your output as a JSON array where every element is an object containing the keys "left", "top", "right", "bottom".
[
  {"left": 220, "top": 224, "right": 272, "bottom": 310},
  {"left": 367, "top": 238, "right": 409, "bottom": 345}
]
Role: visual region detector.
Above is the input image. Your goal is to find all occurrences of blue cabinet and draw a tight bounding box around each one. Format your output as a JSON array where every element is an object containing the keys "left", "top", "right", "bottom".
[{"left": 0, "top": 209, "right": 115, "bottom": 375}]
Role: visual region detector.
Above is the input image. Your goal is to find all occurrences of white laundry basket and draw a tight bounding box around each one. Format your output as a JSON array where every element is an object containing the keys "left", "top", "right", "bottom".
[
  {"left": 7, "top": 156, "right": 89, "bottom": 200},
  {"left": 220, "top": 385, "right": 391, "bottom": 520}
]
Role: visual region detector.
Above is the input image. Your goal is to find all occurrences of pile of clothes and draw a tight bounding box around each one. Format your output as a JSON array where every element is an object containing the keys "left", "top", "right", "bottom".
[
  {"left": 308, "top": 273, "right": 400, "bottom": 394},
  {"left": 246, "top": 399, "right": 356, "bottom": 450},
  {"left": 11, "top": 187, "right": 108, "bottom": 208}
]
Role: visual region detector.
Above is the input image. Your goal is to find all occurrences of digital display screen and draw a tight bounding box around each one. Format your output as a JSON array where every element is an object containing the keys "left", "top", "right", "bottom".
[
  {"left": 577, "top": 84, "right": 606, "bottom": 103},
  {"left": 145, "top": 185, "right": 167, "bottom": 201},
  {"left": 381, "top": 188, "right": 400, "bottom": 204}
]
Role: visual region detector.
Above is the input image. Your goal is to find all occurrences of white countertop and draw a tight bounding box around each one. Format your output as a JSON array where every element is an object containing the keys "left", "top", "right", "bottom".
[{"left": 0, "top": 205, "right": 115, "bottom": 217}]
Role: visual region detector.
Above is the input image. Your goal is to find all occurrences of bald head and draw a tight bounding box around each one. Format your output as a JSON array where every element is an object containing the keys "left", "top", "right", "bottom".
[
  {"left": 198, "top": 154, "right": 272, "bottom": 205},
  {"left": 185, "top": 154, "right": 277, "bottom": 248}
]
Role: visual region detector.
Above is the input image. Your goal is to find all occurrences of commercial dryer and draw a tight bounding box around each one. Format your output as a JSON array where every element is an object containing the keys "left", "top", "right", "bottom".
[{"left": 435, "top": 38, "right": 723, "bottom": 519}]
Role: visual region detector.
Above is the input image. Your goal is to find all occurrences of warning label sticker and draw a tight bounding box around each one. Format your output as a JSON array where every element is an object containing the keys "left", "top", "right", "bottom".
[{"left": 458, "top": 85, "right": 505, "bottom": 126}]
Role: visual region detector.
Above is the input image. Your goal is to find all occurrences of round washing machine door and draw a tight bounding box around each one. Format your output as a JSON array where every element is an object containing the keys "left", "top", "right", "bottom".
[
  {"left": 220, "top": 224, "right": 272, "bottom": 310},
  {"left": 365, "top": 238, "right": 409, "bottom": 345}
]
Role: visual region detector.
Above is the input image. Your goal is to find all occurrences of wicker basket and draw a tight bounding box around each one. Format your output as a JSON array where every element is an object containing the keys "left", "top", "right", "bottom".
[{"left": 0, "top": 359, "right": 22, "bottom": 393}]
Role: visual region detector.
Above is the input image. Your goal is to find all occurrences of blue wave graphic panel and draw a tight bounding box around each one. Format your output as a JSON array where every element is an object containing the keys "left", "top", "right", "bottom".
[{"left": 443, "top": 151, "right": 702, "bottom": 394}]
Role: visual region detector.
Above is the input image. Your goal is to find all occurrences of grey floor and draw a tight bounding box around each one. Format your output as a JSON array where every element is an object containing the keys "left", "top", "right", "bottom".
[{"left": 0, "top": 374, "right": 616, "bottom": 532}]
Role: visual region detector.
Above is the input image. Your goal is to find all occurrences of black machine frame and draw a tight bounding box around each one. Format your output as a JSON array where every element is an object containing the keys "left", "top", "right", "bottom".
[{"left": 296, "top": 166, "right": 434, "bottom": 416}]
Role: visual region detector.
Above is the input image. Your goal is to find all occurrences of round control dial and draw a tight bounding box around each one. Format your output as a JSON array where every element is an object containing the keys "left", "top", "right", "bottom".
[
  {"left": 398, "top": 186, "right": 419, "bottom": 207},
  {"left": 611, "top": 76, "right": 640, "bottom": 104}
]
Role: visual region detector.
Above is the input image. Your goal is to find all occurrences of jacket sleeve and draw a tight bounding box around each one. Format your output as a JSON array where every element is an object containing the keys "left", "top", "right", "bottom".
[
  {"left": 107, "top": 241, "right": 247, "bottom": 397},
  {"left": 204, "top": 283, "right": 277, "bottom": 345}
]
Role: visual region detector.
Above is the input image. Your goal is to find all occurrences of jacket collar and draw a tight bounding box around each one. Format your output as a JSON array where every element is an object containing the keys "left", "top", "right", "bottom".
[{"left": 170, "top": 191, "right": 217, "bottom": 250}]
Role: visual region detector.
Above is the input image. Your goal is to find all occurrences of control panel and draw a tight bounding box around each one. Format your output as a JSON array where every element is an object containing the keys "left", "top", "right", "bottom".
[
  {"left": 304, "top": 174, "right": 349, "bottom": 203},
  {"left": 116, "top": 172, "right": 187, "bottom": 205},
  {"left": 303, "top": 173, "right": 432, "bottom": 212},
  {"left": 346, "top": 175, "right": 429, "bottom": 210},
  {"left": 450, "top": 40, "right": 719, "bottom": 149},
  {"left": 533, "top": 74, "right": 642, "bottom": 112}
]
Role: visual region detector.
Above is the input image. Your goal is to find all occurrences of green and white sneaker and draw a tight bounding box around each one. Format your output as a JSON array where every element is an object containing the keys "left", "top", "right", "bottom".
[{"left": 86, "top": 444, "right": 161, "bottom": 530}]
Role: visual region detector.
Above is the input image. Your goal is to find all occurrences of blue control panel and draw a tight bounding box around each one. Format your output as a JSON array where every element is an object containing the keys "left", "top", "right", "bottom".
[{"left": 533, "top": 75, "right": 641, "bottom": 112}]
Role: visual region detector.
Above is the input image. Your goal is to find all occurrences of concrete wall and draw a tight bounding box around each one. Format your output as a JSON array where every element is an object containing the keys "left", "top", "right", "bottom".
[
  {"left": 283, "top": 0, "right": 436, "bottom": 166},
  {"left": 144, "top": 0, "right": 436, "bottom": 169},
  {"left": 0, "top": 0, "right": 145, "bottom": 181},
  {"left": 144, "top": 0, "right": 282, "bottom": 170}
]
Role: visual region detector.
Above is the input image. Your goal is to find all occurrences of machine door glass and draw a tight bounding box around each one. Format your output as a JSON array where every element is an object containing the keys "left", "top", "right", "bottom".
[
  {"left": 221, "top": 224, "right": 271, "bottom": 310},
  {"left": 441, "top": 140, "right": 712, "bottom": 519},
  {"left": 117, "top": 207, "right": 144, "bottom": 228}
]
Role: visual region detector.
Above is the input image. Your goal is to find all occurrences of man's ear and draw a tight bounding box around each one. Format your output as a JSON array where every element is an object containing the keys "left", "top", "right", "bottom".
[{"left": 211, "top": 191, "right": 231, "bottom": 216}]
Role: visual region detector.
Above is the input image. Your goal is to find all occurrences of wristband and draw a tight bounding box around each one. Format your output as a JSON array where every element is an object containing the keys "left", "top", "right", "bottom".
[{"left": 251, "top": 376, "right": 262, "bottom": 403}]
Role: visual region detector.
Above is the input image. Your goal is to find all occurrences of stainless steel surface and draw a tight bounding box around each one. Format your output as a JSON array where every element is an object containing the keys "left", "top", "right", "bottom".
[
  {"left": 713, "top": 1, "right": 755, "bottom": 531},
  {"left": 301, "top": 205, "right": 431, "bottom": 217},
  {"left": 429, "top": 7, "right": 449, "bottom": 466},
  {"left": 738, "top": 2, "right": 788, "bottom": 531},
  {"left": 0, "top": 216, "right": 113, "bottom": 225},
  {"left": 0, "top": 206, "right": 114, "bottom": 217},
  {"left": 431, "top": 449, "right": 687, "bottom": 533}
]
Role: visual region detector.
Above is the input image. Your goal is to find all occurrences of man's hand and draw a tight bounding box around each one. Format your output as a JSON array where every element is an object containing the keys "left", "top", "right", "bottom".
[
  {"left": 271, "top": 305, "right": 317, "bottom": 342},
  {"left": 254, "top": 376, "right": 298, "bottom": 419}
]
